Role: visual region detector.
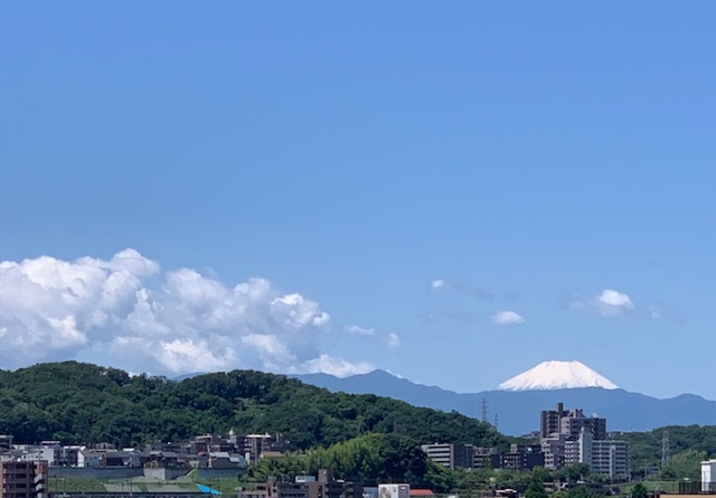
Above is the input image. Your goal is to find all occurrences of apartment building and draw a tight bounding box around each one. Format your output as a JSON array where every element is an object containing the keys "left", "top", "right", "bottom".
[
  {"left": 472, "top": 447, "right": 499, "bottom": 469},
  {"left": 560, "top": 411, "right": 606, "bottom": 441},
  {"left": 564, "top": 429, "right": 629, "bottom": 479},
  {"left": 421, "top": 443, "right": 473, "bottom": 470},
  {"left": 541, "top": 434, "right": 569, "bottom": 470},
  {"left": 539, "top": 402, "right": 627, "bottom": 476},
  {"left": 540, "top": 403, "right": 569, "bottom": 439},
  {"left": 0, "top": 461, "right": 47, "bottom": 498}
]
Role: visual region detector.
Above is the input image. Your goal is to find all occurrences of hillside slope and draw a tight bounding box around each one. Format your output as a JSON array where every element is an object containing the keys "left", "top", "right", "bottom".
[{"left": 0, "top": 362, "right": 506, "bottom": 450}]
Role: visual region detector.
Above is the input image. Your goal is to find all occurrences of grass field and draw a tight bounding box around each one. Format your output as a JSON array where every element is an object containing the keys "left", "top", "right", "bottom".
[
  {"left": 49, "top": 472, "right": 246, "bottom": 495},
  {"left": 621, "top": 480, "right": 686, "bottom": 494}
]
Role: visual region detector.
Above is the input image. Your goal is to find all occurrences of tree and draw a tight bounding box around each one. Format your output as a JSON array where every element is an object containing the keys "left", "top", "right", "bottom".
[
  {"left": 557, "top": 463, "right": 591, "bottom": 483},
  {"left": 525, "top": 473, "right": 548, "bottom": 498},
  {"left": 631, "top": 483, "right": 648, "bottom": 498},
  {"left": 568, "top": 486, "right": 602, "bottom": 498},
  {"left": 661, "top": 450, "right": 706, "bottom": 480}
]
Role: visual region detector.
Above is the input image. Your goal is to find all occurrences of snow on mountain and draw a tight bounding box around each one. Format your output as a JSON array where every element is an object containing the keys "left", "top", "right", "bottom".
[{"left": 498, "top": 360, "right": 618, "bottom": 391}]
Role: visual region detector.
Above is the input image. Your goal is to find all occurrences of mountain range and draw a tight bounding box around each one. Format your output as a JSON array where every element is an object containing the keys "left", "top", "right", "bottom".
[{"left": 296, "top": 361, "right": 716, "bottom": 435}]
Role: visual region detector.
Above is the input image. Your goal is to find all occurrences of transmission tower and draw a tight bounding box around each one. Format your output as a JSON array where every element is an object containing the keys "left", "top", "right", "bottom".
[
  {"left": 493, "top": 413, "right": 499, "bottom": 431},
  {"left": 661, "top": 430, "right": 670, "bottom": 468},
  {"left": 480, "top": 398, "right": 489, "bottom": 423}
]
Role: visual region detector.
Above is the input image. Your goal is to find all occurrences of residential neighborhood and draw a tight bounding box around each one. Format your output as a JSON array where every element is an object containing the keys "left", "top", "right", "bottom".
[
  {"left": 2, "top": 400, "right": 714, "bottom": 498},
  {"left": 0, "top": 401, "right": 635, "bottom": 498}
]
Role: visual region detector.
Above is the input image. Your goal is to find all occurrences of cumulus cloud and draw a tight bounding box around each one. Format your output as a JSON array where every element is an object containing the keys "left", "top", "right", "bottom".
[
  {"left": 568, "top": 288, "right": 640, "bottom": 318},
  {"left": 492, "top": 310, "right": 526, "bottom": 325},
  {"left": 344, "top": 324, "right": 375, "bottom": 336},
  {"left": 387, "top": 332, "right": 401, "bottom": 350},
  {"left": 0, "top": 249, "right": 372, "bottom": 377}
]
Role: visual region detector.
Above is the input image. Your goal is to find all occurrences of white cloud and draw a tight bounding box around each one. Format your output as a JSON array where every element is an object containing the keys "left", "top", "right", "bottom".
[
  {"left": 344, "top": 324, "right": 375, "bottom": 336},
  {"left": 431, "top": 279, "right": 446, "bottom": 290},
  {"left": 597, "top": 289, "right": 633, "bottom": 309},
  {"left": 0, "top": 248, "right": 370, "bottom": 376},
  {"left": 387, "top": 332, "right": 401, "bottom": 350},
  {"left": 492, "top": 310, "right": 526, "bottom": 325},
  {"left": 301, "top": 355, "right": 374, "bottom": 378},
  {"left": 569, "top": 288, "right": 639, "bottom": 318}
]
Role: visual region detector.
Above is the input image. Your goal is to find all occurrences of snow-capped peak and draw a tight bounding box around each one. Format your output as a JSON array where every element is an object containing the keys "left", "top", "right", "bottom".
[{"left": 498, "top": 360, "right": 618, "bottom": 391}]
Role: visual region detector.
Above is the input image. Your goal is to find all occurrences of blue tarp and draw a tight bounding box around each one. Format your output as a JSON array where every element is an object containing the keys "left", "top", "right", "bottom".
[{"left": 197, "top": 484, "right": 222, "bottom": 495}]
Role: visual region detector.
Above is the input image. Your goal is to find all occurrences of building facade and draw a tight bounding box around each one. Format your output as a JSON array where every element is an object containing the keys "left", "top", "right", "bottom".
[
  {"left": 540, "top": 403, "right": 569, "bottom": 439},
  {"left": 560, "top": 411, "right": 606, "bottom": 441},
  {"left": 421, "top": 443, "right": 473, "bottom": 470},
  {"left": 541, "top": 434, "right": 569, "bottom": 470},
  {"left": 472, "top": 447, "right": 499, "bottom": 469},
  {"left": 701, "top": 460, "right": 716, "bottom": 493},
  {"left": 564, "top": 429, "right": 630, "bottom": 479},
  {"left": 489, "top": 451, "right": 545, "bottom": 471},
  {"left": 0, "top": 461, "right": 47, "bottom": 498}
]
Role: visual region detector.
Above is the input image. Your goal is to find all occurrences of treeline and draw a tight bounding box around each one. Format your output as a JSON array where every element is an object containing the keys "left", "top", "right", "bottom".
[
  {"left": 0, "top": 361, "right": 506, "bottom": 451},
  {"left": 619, "top": 425, "right": 716, "bottom": 478},
  {"left": 249, "top": 433, "right": 435, "bottom": 486}
]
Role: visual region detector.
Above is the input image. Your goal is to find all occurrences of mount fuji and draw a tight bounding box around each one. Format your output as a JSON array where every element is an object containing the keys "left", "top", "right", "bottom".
[
  {"left": 498, "top": 360, "right": 619, "bottom": 391},
  {"left": 296, "top": 360, "right": 716, "bottom": 435}
]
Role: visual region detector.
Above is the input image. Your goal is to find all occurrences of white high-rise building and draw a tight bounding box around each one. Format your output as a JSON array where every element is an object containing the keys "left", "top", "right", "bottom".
[
  {"left": 564, "top": 428, "right": 630, "bottom": 479},
  {"left": 702, "top": 460, "right": 716, "bottom": 493}
]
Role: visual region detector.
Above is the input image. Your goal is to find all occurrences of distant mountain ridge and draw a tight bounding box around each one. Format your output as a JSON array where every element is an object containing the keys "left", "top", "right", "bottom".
[{"left": 296, "top": 369, "right": 716, "bottom": 435}]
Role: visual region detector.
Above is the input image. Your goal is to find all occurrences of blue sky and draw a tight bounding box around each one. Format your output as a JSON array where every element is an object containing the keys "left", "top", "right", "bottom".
[{"left": 1, "top": 2, "right": 714, "bottom": 399}]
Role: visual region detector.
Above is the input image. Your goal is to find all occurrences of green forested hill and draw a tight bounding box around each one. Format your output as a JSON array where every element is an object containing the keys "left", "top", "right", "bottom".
[{"left": 0, "top": 361, "right": 506, "bottom": 450}]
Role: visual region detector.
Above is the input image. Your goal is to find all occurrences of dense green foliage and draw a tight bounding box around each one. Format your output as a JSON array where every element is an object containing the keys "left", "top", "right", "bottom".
[
  {"left": 0, "top": 361, "right": 505, "bottom": 451},
  {"left": 630, "top": 483, "right": 648, "bottom": 498},
  {"left": 525, "top": 473, "right": 549, "bottom": 498},
  {"left": 249, "top": 433, "right": 433, "bottom": 486},
  {"left": 660, "top": 449, "right": 706, "bottom": 480}
]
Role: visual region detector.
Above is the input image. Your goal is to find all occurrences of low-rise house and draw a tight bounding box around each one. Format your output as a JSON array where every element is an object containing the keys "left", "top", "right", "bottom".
[
  {"left": 239, "top": 470, "right": 362, "bottom": 498},
  {"left": 77, "top": 450, "right": 102, "bottom": 468},
  {"left": 207, "top": 451, "right": 246, "bottom": 469}
]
